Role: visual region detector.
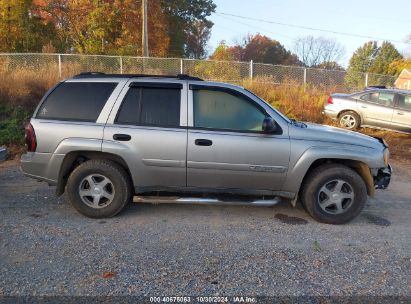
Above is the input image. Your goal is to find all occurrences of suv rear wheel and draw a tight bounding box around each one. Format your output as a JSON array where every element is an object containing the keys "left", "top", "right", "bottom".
[
  {"left": 339, "top": 111, "right": 360, "bottom": 130},
  {"left": 67, "top": 159, "right": 132, "bottom": 218},
  {"left": 300, "top": 164, "right": 367, "bottom": 224}
]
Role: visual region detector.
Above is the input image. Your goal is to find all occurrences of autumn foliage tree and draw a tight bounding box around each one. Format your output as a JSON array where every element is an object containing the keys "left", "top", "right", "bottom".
[
  {"left": 0, "top": 0, "right": 56, "bottom": 52},
  {"left": 210, "top": 34, "right": 301, "bottom": 65},
  {"left": 0, "top": 0, "right": 215, "bottom": 57}
]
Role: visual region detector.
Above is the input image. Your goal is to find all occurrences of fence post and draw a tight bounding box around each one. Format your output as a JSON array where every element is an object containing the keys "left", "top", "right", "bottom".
[
  {"left": 58, "top": 54, "right": 62, "bottom": 78},
  {"left": 303, "top": 68, "right": 307, "bottom": 91},
  {"left": 180, "top": 58, "right": 184, "bottom": 74},
  {"left": 365, "top": 73, "right": 369, "bottom": 87},
  {"left": 119, "top": 56, "right": 123, "bottom": 74},
  {"left": 249, "top": 60, "right": 253, "bottom": 80}
]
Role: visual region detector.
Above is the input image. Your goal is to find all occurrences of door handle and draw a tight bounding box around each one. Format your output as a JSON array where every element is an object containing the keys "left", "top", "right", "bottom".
[
  {"left": 397, "top": 112, "right": 404, "bottom": 115},
  {"left": 113, "top": 134, "right": 131, "bottom": 141},
  {"left": 361, "top": 105, "right": 368, "bottom": 108},
  {"left": 195, "top": 139, "right": 213, "bottom": 146}
]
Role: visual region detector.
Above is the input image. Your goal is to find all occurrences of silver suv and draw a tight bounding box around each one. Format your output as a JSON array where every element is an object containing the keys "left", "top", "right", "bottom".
[
  {"left": 323, "top": 87, "right": 411, "bottom": 133},
  {"left": 21, "top": 73, "right": 391, "bottom": 224}
]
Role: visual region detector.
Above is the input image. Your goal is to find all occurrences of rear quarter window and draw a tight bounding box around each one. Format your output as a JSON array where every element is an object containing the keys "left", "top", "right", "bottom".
[{"left": 36, "top": 82, "right": 117, "bottom": 122}]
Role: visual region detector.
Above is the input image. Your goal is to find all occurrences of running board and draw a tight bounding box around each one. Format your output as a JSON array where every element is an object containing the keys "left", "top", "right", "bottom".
[{"left": 133, "top": 196, "right": 281, "bottom": 207}]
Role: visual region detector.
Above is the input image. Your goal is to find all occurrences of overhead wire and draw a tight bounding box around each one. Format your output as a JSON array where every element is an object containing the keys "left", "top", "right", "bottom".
[{"left": 215, "top": 12, "right": 411, "bottom": 45}]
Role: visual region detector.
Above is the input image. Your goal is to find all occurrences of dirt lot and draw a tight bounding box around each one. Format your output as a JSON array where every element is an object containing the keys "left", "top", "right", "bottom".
[{"left": 0, "top": 159, "right": 410, "bottom": 298}]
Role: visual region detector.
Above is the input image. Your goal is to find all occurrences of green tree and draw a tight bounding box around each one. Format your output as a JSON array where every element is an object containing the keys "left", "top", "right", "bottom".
[
  {"left": 370, "top": 41, "right": 403, "bottom": 75},
  {"left": 345, "top": 41, "right": 379, "bottom": 88},
  {"left": 369, "top": 41, "right": 403, "bottom": 86},
  {"left": 345, "top": 41, "right": 402, "bottom": 88},
  {"left": 162, "top": 0, "right": 216, "bottom": 57}
]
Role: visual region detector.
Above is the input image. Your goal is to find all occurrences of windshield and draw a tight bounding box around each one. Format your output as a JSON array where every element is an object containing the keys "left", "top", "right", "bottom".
[{"left": 244, "top": 89, "right": 291, "bottom": 123}]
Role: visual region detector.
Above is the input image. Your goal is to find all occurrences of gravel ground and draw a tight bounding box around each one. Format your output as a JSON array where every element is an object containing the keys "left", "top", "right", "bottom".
[{"left": 0, "top": 159, "right": 410, "bottom": 298}]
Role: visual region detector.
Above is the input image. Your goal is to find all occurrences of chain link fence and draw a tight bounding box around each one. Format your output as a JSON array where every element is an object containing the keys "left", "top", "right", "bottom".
[{"left": 0, "top": 53, "right": 397, "bottom": 91}]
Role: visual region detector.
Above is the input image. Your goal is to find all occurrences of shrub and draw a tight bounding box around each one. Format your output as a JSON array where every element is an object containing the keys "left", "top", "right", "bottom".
[
  {"left": 241, "top": 77, "right": 330, "bottom": 123},
  {"left": 0, "top": 104, "right": 29, "bottom": 145}
]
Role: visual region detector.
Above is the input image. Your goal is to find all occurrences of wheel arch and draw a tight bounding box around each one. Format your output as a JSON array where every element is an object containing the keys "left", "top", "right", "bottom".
[
  {"left": 56, "top": 151, "right": 133, "bottom": 196},
  {"left": 298, "top": 158, "right": 374, "bottom": 199}
]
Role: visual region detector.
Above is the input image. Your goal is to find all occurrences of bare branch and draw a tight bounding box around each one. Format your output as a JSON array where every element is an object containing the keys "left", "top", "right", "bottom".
[{"left": 293, "top": 36, "right": 345, "bottom": 67}]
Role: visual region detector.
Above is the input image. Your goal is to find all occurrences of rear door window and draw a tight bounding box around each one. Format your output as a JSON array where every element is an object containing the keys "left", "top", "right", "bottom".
[
  {"left": 396, "top": 94, "right": 411, "bottom": 110},
  {"left": 37, "top": 82, "right": 117, "bottom": 122},
  {"left": 116, "top": 86, "right": 181, "bottom": 127},
  {"left": 360, "top": 92, "right": 395, "bottom": 107}
]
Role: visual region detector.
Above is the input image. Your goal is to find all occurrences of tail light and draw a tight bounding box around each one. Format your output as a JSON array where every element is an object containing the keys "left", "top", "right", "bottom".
[
  {"left": 25, "top": 123, "right": 37, "bottom": 152},
  {"left": 327, "top": 96, "right": 333, "bottom": 104}
]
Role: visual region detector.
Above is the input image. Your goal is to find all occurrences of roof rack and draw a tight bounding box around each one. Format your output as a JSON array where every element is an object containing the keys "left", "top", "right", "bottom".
[
  {"left": 364, "top": 85, "right": 387, "bottom": 90},
  {"left": 73, "top": 72, "right": 203, "bottom": 81}
]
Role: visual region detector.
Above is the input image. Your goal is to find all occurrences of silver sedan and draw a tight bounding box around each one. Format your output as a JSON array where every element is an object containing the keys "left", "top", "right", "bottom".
[{"left": 323, "top": 88, "right": 411, "bottom": 133}]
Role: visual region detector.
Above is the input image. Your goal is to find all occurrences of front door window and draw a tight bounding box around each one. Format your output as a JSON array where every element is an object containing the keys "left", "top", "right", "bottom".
[{"left": 193, "top": 89, "right": 266, "bottom": 132}]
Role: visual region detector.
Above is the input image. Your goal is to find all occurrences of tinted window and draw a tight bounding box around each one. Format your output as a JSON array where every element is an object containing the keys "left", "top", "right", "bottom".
[
  {"left": 397, "top": 94, "right": 411, "bottom": 110},
  {"left": 37, "top": 82, "right": 116, "bottom": 122},
  {"left": 360, "top": 92, "right": 394, "bottom": 106},
  {"left": 193, "top": 89, "right": 266, "bottom": 132},
  {"left": 116, "top": 87, "right": 181, "bottom": 127}
]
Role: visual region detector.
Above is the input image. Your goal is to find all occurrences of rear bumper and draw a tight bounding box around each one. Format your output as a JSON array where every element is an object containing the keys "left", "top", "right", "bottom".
[
  {"left": 374, "top": 164, "right": 392, "bottom": 190},
  {"left": 322, "top": 108, "right": 338, "bottom": 120},
  {"left": 20, "top": 152, "right": 61, "bottom": 185}
]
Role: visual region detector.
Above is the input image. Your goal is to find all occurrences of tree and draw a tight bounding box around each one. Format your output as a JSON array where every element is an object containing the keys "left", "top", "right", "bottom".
[
  {"left": 196, "top": 41, "right": 241, "bottom": 80},
  {"left": 345, "top": 41, "right": 379, "bottom": 88},
  {"left": 293, "top": 36, "right": 345, "bottom": 67},
  {"left": 369, "top": 41, "right": 402, "bottom": 75},
  {"left": 209, "top": 34, "right": 301, "bottom": 65},
  {"left": 314, "top": 61, "right": 344, "bottom": 70},
  {"left": 1, "top": 0, "right": 216, "bottom": 57},
  {"left": 345, "top": 41, "right": 402, "bottom": 88},
  {"left": 161, "top": 0, "right": 216, "bottom": 57},
  {"left": 388, "top": 58, "right": 411, "bottom": 76},
  {"left": 185, "top": 21, "right": 211, "bottom": 59},
  {"left": 209, "top": 41, "right": 235, "bottom": 61},
  {"left": 242, "top": 34, "right": 300, "bottom": 65},
  {"left": 0, "top": 0, "right": 55, "bottom": 52}
]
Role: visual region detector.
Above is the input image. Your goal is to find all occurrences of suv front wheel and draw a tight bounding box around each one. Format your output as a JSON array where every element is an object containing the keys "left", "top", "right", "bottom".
[
  {"left": 300, "top": 164, "right": 367, "bottom": 224},
  {"left": 67, "top": 159, "right": 132, "bottom": 218}
]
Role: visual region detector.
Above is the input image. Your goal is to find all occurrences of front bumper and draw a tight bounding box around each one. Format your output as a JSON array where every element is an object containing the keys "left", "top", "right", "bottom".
[{"left": 374, "top": 164, "right": 392, "bottom": 190}]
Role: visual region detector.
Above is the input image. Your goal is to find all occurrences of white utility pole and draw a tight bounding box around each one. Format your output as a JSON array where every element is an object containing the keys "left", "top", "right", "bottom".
[{"left": 142, "top": 0, "right": 149, "bottom": 57}]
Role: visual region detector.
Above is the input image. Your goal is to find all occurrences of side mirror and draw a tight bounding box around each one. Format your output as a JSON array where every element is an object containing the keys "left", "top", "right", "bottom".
[{"left": 262, "top": 117, "right": 278, "bottom": 133}]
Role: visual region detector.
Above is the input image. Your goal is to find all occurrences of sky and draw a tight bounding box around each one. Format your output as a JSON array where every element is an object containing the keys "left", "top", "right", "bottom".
[{"left": 208, "top": 0, "right": 411, "bottom": 67}]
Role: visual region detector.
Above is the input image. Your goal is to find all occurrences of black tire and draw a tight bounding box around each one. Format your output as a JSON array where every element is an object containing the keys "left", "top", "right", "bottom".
[
  {"left": 66, "top": 159, "right": 132, "bottom": 218},
  {"left": 300, "top": 164, "right": 367, "bottom": 224},
  {"left": 338, "top": 111, "right": 360, "bottom": 130}
]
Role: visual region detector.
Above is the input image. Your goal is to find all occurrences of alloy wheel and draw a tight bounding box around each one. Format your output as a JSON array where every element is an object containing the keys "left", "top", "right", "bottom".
[
  {"left": 317, "top": 179, "right": 354, "bottom": 215},
  {"left": 78, "top": 174, "right": 115, "bottom": 209}
]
